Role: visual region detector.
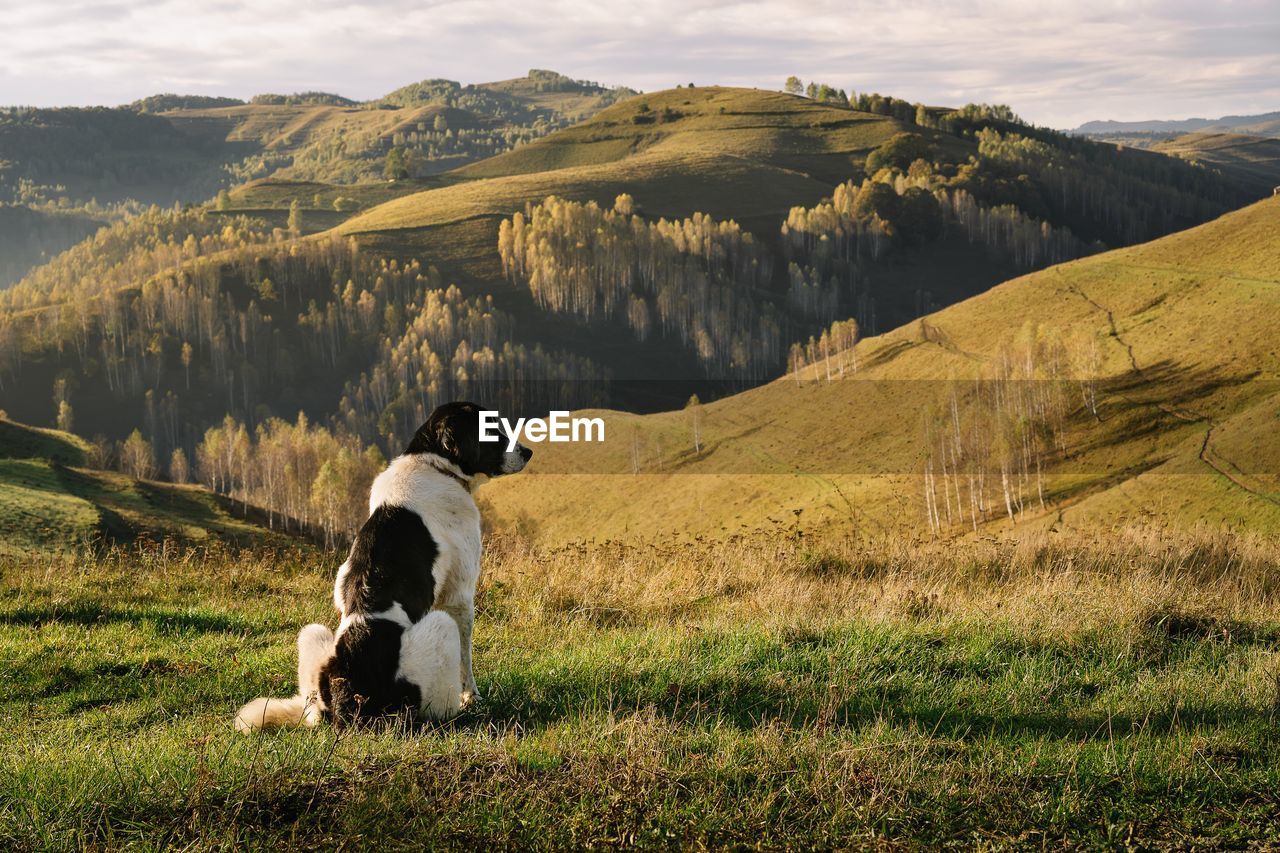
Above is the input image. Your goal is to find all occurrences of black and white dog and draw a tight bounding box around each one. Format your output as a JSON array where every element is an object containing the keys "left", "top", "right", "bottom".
[{"left": 235, "top": 401, "right": 531, "bottom": 731}]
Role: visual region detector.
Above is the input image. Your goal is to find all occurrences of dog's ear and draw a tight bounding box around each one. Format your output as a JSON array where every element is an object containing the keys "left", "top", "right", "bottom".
[
  {"left": 407, "top": 402, "right": 482, "bottom": 462},
  {"left": 433, "top": 415, "right": 459, "bottom": 457}
]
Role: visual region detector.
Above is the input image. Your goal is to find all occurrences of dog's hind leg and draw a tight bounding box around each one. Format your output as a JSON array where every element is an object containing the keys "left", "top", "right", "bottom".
[{"left": 396, "top": 611, "right": 462, "bottom": 720}]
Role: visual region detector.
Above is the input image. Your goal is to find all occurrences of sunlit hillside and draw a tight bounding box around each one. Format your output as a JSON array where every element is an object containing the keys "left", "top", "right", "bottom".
[
  {"left": 0, "top": 85, "right": 1259, "bottom": 520},
  {"left": 482, "top": 196, "right": 1280, "bottom": 542}
]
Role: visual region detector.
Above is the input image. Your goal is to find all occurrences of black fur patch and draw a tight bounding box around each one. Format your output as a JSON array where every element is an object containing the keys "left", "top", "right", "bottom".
[
  {"left": 319, "top": 618, "right": 420, "bottom": 723},
  {"left": 404, "top": 400, "right": 514, "bottom": 477},
  {"left": 323, "top": 505, "right": 439, "bottom": 724},
  {"left": 338, "top": 505, "right": 439, "bottom": 622}
]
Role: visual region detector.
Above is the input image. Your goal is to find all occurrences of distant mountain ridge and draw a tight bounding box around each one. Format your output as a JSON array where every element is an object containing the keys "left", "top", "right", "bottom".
[
  {"left": 1074, "top": 110, "right": 1280, "bottom": 137},
  {"left": 0, "top": 69, "right": 635, "bottom": 286}
]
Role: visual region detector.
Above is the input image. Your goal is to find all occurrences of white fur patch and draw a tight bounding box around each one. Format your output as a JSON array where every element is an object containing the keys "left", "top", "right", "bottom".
[
  {"left": 367, "top": 453, "right": 482, "bottom": 608},
  {"left": 297, "top": 623, "right": 334, "bottom": 700},
  {"left": 332, "top": 560, "right": 351, "bottom": 613},
  {"left": 335, "top": 602, "right": 411, "bottom": 639},
  {"left": 396, "top": 610, "right": 462, "bottom": 719}
]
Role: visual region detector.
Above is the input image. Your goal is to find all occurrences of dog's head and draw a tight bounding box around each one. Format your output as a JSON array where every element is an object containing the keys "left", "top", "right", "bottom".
[{"left": 404, "top": 401, "right": 532, "bottom": 477}]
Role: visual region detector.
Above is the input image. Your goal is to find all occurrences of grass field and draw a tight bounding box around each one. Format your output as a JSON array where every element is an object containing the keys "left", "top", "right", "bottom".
[{"left": 3, "top": 529, "right": 1280, "bottom": 847}]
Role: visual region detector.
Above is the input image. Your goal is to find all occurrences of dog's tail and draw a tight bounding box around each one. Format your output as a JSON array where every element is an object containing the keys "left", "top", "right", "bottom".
[
  {"left": 234, "top": 695, "right": 321, "bottom": 733},
  {"left": 235, "top": 622, "right": 335, "bottom": 734}
]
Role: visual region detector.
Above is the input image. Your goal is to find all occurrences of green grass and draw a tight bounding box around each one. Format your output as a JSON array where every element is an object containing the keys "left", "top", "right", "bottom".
[
  {"left": 0, "top": 419, "right": 89, "bottom": 465},
  {"left": 0, "top": 460, "right": 99, "bottom": 554},
  {"left": 221, "top": 176, "right": 452, "bottom": 215},
  {"left": 451, "top": 87, "right": 946, "bottom": 184},
  {"left": 338, "top": 87, "right": 922, "bottom": 239},
  {"left": 3, "top": 536, "right": 1280, "bottom": 847}
]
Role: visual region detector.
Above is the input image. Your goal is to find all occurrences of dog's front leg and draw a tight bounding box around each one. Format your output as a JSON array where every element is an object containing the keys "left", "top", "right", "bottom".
[{"left": 441, "top": 601, "right": 480, "bottom": 706}]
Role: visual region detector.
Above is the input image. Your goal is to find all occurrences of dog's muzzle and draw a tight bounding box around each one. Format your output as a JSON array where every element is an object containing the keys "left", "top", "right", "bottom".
[{"left": 501, "top": 444, "right": 533, "bottom": 473}]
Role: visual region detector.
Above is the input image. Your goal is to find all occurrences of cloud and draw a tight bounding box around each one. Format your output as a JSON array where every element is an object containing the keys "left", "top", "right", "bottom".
[{"left": 1, "top": 0, "right": 1276, "bottom": 127}]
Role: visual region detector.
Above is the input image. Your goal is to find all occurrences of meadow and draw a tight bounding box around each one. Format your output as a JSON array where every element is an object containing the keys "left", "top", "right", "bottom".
[{"left": 3, "top": 528, "right": 1280, "bottom": 848}]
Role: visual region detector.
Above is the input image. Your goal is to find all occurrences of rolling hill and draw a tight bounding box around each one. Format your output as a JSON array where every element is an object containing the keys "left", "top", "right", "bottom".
[
  {"left": 1150, "top": 132, "right": 1280, "bottom": 196},
  {"left": 0, "top": 84, "right": 1259, "bottom": 518},
  {"left": 0, "top": 417, "right": 298, "bottom": 554},
  {"left": 333, "top": 85, "right": 1246, "bottom": 366},
  {"left": 0, "top": 71, "right": 632, "bottom": 287},
  {"left": 480, "top": 195, "right": 1280, "bottom": 543}
]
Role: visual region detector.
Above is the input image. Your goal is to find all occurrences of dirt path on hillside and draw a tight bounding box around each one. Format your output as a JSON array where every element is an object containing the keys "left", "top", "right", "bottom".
[{"left": 1064, "top": 280, "right": 1280, "bottom": 508}]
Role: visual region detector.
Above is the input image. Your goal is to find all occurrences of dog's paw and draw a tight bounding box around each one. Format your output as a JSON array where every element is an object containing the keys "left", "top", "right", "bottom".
[{"left": 459, "top": 689, "right": 483, "bottom": 709}]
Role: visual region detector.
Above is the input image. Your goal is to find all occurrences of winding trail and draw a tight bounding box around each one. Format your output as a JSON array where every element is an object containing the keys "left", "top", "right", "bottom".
[{"left": 1063, "top": 278, "right": 1280, "bottom": 507}]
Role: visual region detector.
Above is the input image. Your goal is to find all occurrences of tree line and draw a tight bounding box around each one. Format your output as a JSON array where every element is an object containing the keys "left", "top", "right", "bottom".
[
  {"left": 781, "top": 168, "right": 1093, "bottom": 331},
  {"left": 336, "top": 284, "right": 609, "bottom": 451},
  {"left": 779, "top": 76, "right": 1248, "bottom": 246},
  {"left": 78, "top": 408, "right": 378, "bottom": 547},
  {"left": 499, "top": 194, "right": 784, "bottom": 380}
]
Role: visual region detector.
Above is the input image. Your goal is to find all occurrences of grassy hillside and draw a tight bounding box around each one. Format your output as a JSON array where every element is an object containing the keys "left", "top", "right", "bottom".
[
  {"left": 0, "top": 418, "right": 292, "bottom": 554},
  {"left": 6, "top": 528, "right": 1280, "bottom": 846},
  {"left": 452, "top": 87, "right": 947, "bottom": 183},
  {"left": 1152, "top": 132, "right": 1280, "bottom": 196},
  {"left": 481, "top": 196, "right": 1280, "bottom": 542},
  {"left": 340, "top": 87, "right": 971, "bottom": 237}
]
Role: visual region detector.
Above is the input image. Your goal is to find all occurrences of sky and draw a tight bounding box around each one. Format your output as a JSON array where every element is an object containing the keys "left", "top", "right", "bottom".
[{"left": 2, "top": 0, "right": 1277, "bottom": 129}]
